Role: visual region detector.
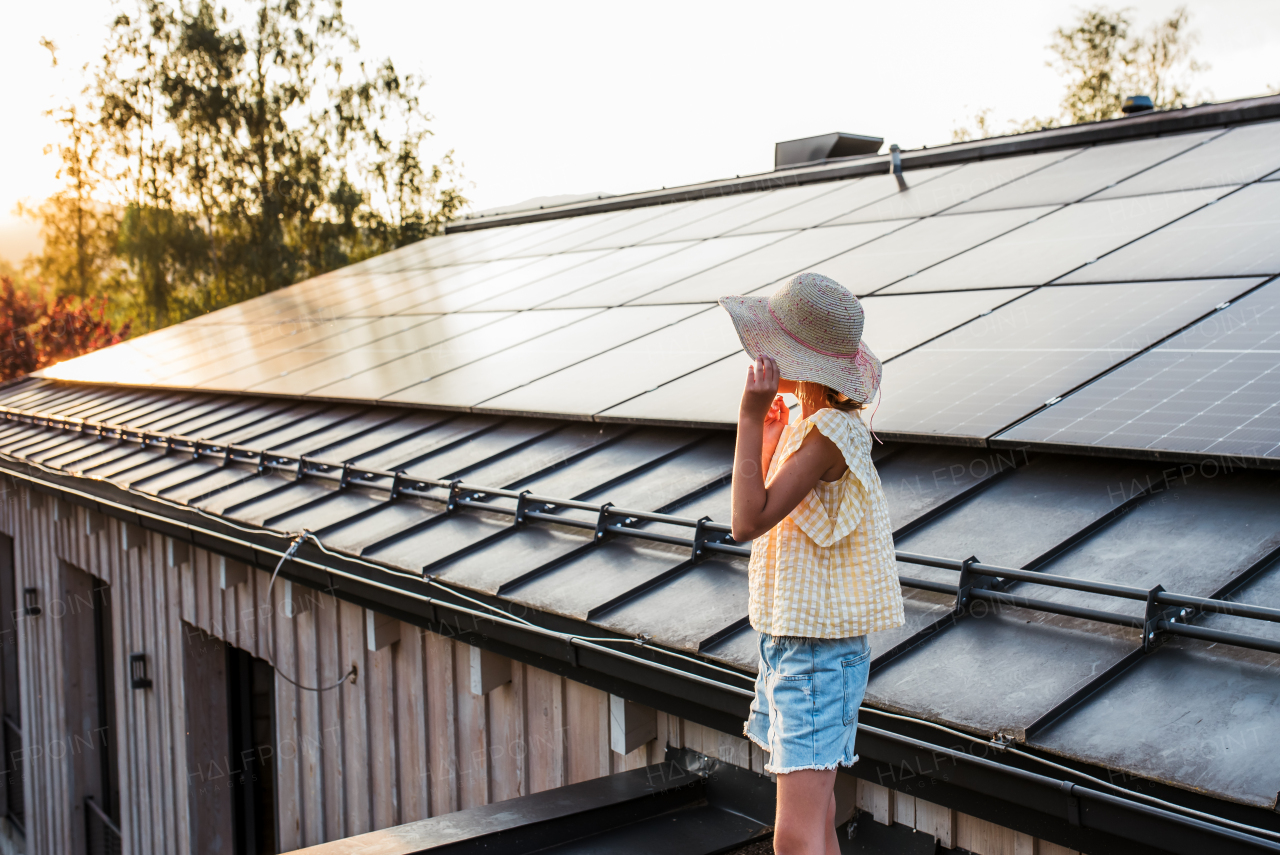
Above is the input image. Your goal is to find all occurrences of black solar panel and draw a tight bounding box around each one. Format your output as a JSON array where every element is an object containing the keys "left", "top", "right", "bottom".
[
  {"left": 1092, "top": 119, "right": 1280, "bottom": 199},
  {"left": 1000, "top": 279, "right": 1280, "bottom": 461},
  {"left": 1060, "top": 181, "right": 1280, "bottom": 283},
  {"left": 873, "top": 278, "right": 1261, "bottom": 440}
]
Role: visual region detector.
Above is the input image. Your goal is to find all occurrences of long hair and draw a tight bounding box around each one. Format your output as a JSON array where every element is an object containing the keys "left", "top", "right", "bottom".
[{"left": 795, "top": 381, "right": 865, "bottom": 413}]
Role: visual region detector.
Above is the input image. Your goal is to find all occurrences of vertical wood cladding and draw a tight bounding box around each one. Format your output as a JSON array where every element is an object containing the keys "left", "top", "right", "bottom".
[{"left": 0, "top": 487, "right": 1078, "bottom": 855}]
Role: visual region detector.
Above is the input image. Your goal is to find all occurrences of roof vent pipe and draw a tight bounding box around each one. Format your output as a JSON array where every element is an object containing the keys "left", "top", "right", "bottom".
[
  {"left": 890, "top": 144, "right": 908, "bottom": 191},
  {"left": 1122, "top": 95, "right": 1154, "bottom": 114}
]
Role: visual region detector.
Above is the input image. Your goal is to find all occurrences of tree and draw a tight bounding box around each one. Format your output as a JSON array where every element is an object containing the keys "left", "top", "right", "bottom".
[
  {"left": 1049, "top": 7, "right": 1134, "bottom": 124},
  {"left": 18, "top": 43, "right": 125, "bottom": 310},
  {"left": 30, "top": 0, "right": 467, "bottom": 331},
  {"left": 0, "top": 277, "right": 131, "bottom": 382},
  {"left": 28, "top": 104, "right": 124, "bottom": 302},
  {"left": 951, "top": 6, "right": 1207, "bottom": 141}
]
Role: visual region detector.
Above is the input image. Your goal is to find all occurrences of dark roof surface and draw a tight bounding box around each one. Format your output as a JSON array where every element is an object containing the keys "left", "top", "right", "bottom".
[{"left": 2, "top": 378, "right": 1279, "bottom": 814}]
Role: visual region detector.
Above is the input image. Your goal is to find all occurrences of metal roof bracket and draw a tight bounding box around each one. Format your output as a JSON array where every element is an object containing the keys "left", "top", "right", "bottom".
[
  {"left": 1060, "top": 781, "right": 1081, "bottom": 826},
  {"left": 515, "top": 490, "right": 549, "bottom": 527},
  {"left": 595, "top": 502, "right": 620, "bottom": 543},
  {"left": 446, "top": 480, "right": 463, "bottom": 512},
  {"left": 692, "top": 516, "right": 726, "bottom": 563},
  {"left": 1143, "top": 584, "right": 1173, "bottom": 652},
  {"left": 953, "top": 556, "right": 990, "bottom": 616}
]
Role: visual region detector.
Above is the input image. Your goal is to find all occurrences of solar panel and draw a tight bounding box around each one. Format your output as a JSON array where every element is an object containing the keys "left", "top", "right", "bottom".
[
  {"left": 356, "top": 260, "right": 537, "bottom": 316},
  {"left": 599, "top": 289, "right": 1031, "bottom": 425},
  {"left": 638, "top": 183, "right": 840, "bottom": 243},
  {"left": 998, "top": 279, "right": 1279, "bottom": 461},
  {"left": 140, "top": 318, "right": 375, "bottom": 387},
  {"left": 873, "top": 278, "right": 1259, "bottom": 439},
  {"left": 630, "top": 221, "right": 908, "bottom": 305},
  {"left": 298, "top": 309, "right": 602, "bottom": 400},
  {"left": 241, "top": 312, "right": 514, "bottom": 395},
  {"left": 191, "top": 315, "right": 439, "bottom": 392},
  {"left": 809, "top": 207, "right": 1057, "bottom": 295},
  {"left": 572, "top": 194, "right": 759, "bottom": 249},
  {"left": 516, "top": 203, "right": 692, "bottom": 255},
  {"left": 883, "top": 188, "right": 1226, "bottom": 293},
  {"left": 395, "top": 251, "right": 609, "bottom": 314},
  {"left": 460, "top": 210, "right": 627, "bottom": 262},
  {"left": 41, "top": 341, "right": 169, "bottom": 385},
  {"left": 210, "top": 261, "right": 500, "bottom": 323},
  {"left": 1058, "top": 182, "right": 1280, "bottom": 283},
  {"left": 542, "top": 232, "right": 792, "bottom": 308},
  {"left": 463, "top": 243, "right": 696, "bottom": 311},
  {"left": 1092, "top": 119, "right": 1280, "bottom": 198},
  {"left": 829, "top": 149, "right": 1079, "bottom": 224},
  {"left": 478, "top": 307, "right": 741, "bottom": 416},
  {"left": 951, "top": 130, "right": 1222, "bottom": 212},
  {"left": 725, "top": 168, "right": 960, "bottom": 235},
  {"left": 387, "top": 305, "right": 705, "bottom": 408},
  {"left": 598, "top": 353, "right": 750, "bottom": 426}
]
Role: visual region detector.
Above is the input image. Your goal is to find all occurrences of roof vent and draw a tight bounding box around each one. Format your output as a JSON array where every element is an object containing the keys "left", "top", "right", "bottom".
[
  {"left": 774, "top": 132, "right": 883, "bottom": 170},
  {"left": 1122, "top": 95, "right": 1154, "bottom": 114}
]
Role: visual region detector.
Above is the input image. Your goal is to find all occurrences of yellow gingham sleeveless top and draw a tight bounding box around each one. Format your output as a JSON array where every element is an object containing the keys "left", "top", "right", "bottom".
[{"left": 748, "top": 408, "right": 904, "bottom": 638}]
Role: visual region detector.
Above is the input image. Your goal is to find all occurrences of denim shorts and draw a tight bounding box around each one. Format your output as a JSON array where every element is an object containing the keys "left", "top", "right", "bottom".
[{"left": 744, "top": 633, "right": 870, "bottom": 774}]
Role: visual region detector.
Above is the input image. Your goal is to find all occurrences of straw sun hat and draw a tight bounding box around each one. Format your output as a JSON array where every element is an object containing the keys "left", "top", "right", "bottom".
[{"left": 719, "top": 273, "right": 882, "bottom": 404}]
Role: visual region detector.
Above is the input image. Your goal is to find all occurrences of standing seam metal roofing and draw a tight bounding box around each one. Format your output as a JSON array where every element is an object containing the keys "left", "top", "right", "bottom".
[{"left": 2, "top": 378, "right": 1279, "bottom": 821}]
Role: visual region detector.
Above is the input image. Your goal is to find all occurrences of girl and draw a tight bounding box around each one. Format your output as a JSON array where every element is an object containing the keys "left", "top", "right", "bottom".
[{"left": 720, "top": 273, "right": 904, "bottom": 855}]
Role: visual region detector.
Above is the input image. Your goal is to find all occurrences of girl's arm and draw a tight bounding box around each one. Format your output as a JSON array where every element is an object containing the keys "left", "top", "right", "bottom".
[{"left": 731, "top": 356, "right": 845, "bottom": 542}]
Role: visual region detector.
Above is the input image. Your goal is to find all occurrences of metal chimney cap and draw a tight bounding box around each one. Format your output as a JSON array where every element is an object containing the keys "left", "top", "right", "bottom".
[
  {"left": 775, "top": 133, "right": 883, "bottom": 170},
  {"left": 1122, "top": 95, "right": 1155, "bottom": 114}
]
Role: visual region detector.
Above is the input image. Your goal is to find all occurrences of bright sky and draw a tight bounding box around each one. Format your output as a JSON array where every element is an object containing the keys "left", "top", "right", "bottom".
[{"left": 3, "top": 0, "right": 1278, "bottom": 264}]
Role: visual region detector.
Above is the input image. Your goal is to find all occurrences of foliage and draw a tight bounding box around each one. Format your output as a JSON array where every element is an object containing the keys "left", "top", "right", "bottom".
[
  {"left": 18, "top": 104, "right": 125, "bottom": 304},
  {"left": 27, "top": 0, "right": 467, "bottom": 331},
  {"left": 951, "top": 5, "right": 1207, "bottom": 141},
  {"left": 0, "top": 277, "right": 131, "bottom": 382},
  {"left": 1050, "top": 6, "right": 1135, "bottom": 124}
]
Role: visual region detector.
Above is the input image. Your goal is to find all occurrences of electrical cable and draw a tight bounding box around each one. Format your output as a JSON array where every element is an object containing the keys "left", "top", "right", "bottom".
[{"left": 262, "top": 531, "right": 356, "bottom": 692}]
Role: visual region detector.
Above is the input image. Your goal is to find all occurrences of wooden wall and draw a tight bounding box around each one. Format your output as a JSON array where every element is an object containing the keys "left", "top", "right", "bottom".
[{"left": 0, "top": 485, "right": 1080, "bottom": 855}]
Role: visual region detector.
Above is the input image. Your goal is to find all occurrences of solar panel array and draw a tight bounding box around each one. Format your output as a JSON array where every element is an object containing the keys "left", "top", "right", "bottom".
[
  {"left": 1001, "top": 280, "right": 1280, "bottom": 461},
  {"left": 38, "top": 116, "right": 1280, "bottom": 459}
]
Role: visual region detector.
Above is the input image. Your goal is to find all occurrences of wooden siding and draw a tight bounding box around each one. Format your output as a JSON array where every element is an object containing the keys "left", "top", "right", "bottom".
[{"left": 0, "top": 486, "right": 1079, "bottom": 855}]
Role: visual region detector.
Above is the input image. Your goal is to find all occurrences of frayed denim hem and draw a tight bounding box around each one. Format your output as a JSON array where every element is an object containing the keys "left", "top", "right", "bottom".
[
  {"left": 743, "top": 723, "right": 861, "bottom": 775},
  {"left": 743, "top": 726, "right": 770, "bottom": 754},
  {"left": 765, "top": 754, "right": 859, "bottom": 775}
]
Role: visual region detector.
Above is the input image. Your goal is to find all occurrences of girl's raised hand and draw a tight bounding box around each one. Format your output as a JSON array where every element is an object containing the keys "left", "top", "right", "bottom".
[
  {"left": 765, "top": 394, "right": 789, "bottom": 427},
  {"left": 740, "top": 355, "right": 780, "bottom": 422}
]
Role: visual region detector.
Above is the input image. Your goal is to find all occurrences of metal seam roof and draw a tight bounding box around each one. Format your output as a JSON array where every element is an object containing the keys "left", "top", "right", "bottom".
[{"left": 2, "top": 378, "right": 1280, "bottom": 822}]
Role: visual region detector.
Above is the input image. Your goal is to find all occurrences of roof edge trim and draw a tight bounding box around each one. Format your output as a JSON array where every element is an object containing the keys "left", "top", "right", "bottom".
[{"left": 447, "top": 95, "right": 1280, "bottom": 233}]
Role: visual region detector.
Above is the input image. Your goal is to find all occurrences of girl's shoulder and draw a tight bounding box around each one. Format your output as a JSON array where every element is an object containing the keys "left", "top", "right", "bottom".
[
  {"left": 806, "top": 407, "right": 869, "bottom": 452},
  {"left": 782, "top": 407, "right": 870, "bottom": 472}
]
